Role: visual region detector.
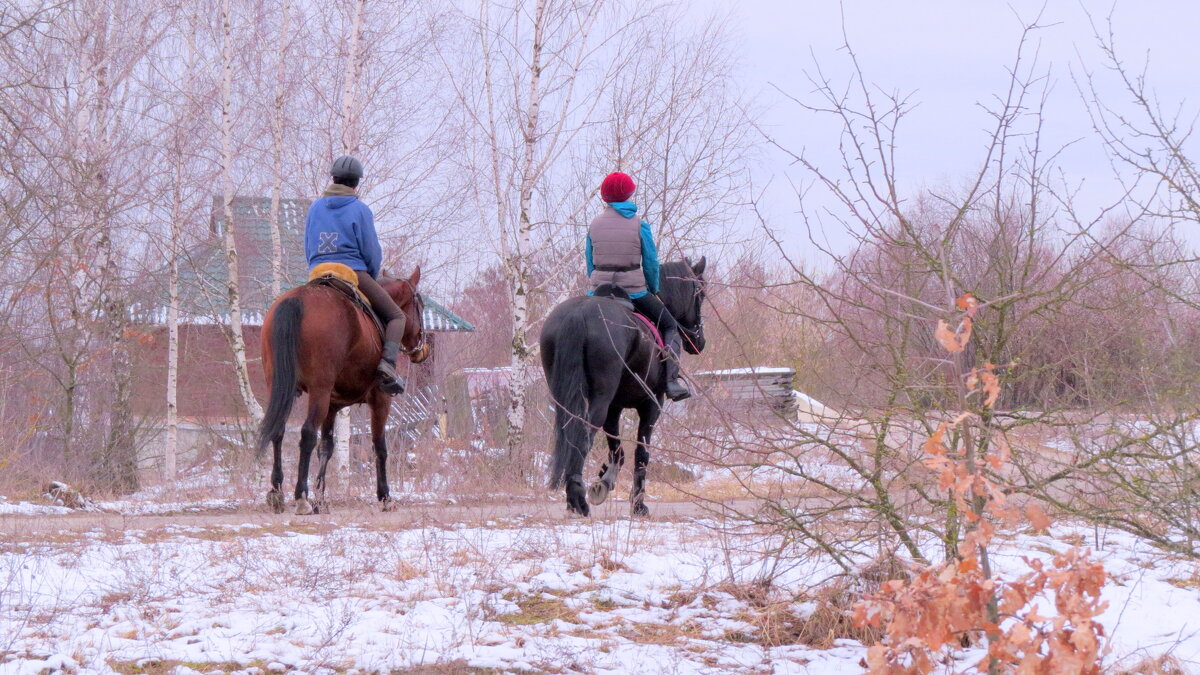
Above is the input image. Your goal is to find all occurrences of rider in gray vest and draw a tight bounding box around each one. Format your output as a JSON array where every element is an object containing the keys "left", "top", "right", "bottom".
[{"left": 586, "top": 172, "right": 691, "bottom": 401}]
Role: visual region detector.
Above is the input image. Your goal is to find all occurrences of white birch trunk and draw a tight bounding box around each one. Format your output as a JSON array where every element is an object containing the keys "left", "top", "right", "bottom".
[
  {"left": 339, "top": 0, "right": 366, "bottom": 156},
  {"left": 166, "top": 174, "right": 182, "bottom": 482},
  {"left": 333, "top": 407, "right": 351, "bottom": 486},
  {"left": 220, "top": 0, "right": 264, "bottom": 428},
  {"left": 165, "top": 21, "right": 200, "bottom": 483},
  {"left": 504, "top": 0, "right": 548, "bottom": 468},
  {"left": 267, "top": 0, "right": 290, "bottom": 298}
]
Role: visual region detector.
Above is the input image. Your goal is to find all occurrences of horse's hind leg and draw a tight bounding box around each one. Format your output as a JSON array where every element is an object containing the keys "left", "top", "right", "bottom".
[
  {"left": 630, "top": 401, "right": 662, "bottom": 518},
  {"left": 294, "top": 391, "right": 330, "bottom": 516},
  {"left": 588, "top": 408, "right": 624, "bottom": 506},
  {"left": 267, "top": 435, "right": 285, "bottom": 513},
  {"left": 566, "top": 395, "right": 613, "bottom": 517},
  {"left": 312, "top": 409, "right": 339, "bottom": 514}
]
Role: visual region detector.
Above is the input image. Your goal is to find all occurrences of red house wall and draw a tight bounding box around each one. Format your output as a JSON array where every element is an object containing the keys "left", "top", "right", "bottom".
[{"left": 131, "top": 324, "right": 266, "bottom": 420}]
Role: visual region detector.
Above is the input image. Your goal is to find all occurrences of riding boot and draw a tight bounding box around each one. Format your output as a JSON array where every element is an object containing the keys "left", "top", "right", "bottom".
[
  {"left": 662, "top": 330, "right": 691, "bottom": 402},
  {"left": 378, "top": 329, "right": 407, "bottom": 396}
]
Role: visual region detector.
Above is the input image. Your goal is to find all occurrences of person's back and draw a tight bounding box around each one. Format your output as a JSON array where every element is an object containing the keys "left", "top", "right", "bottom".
[
  {"left": 305, "top": 184, "right": 380, "bottom": 276},
  {"left": 585, "top": 172, "right": 690, "bottom": 401}
]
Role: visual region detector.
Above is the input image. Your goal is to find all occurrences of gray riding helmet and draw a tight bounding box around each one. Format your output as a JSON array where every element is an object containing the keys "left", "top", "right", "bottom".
[{"left": 331, "top": 155, "right": 364, "bottom": 180}]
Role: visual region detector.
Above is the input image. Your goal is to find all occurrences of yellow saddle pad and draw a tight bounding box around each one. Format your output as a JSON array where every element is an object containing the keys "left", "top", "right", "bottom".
[{"left": 308, "top": 262, "right": 370, "bottom": 306}]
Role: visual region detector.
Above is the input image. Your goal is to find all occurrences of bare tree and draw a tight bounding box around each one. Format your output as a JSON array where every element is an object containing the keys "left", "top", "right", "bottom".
[
  {"left": 444, "top": 0, "right": 754, "bottom": 473},
  {"left": 266, "top": 0, "right": 295, "bottom": 299},
  {"left": 218, "top": 0, "right": 263, "bottom": 430}
]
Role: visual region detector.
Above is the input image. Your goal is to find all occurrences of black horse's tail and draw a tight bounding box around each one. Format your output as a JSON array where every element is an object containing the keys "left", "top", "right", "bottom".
[
  {"left": 548, "top": 308, "right": 591, "bottom": 489},
  {"left": 255, "top": 296, "right": 302, "bottom": 459}
]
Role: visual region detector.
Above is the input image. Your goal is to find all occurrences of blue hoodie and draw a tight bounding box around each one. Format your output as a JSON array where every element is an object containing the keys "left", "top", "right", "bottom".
[
  {"left": 304, "top": 194, "right": 382, "bottom": 278},
  {"left": 584, "top": 200, "right": 660, "bottom": 298}
]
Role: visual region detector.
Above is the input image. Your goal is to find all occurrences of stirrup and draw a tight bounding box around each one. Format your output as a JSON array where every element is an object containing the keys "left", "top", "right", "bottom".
[
  {"left": 665, "top": 379, "right": 691, "bottom": 402},
  {"left": 377, "top": 361, "right": 406, "bottom": 395}
]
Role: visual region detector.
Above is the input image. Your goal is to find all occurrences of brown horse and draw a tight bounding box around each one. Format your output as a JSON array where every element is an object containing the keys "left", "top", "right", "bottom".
[{"left": 255, "top": 267, "right": 430, "bottom": 515}]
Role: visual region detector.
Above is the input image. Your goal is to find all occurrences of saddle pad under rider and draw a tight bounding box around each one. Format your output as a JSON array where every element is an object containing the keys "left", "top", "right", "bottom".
[
  {"left": 592, "top": 283, "right": 665, "bottom": 350},
  {"left": 307, "top": 263, "right": 385, "bottom": 339},
  {"left": 631, "top": 312, "right": 664, "bottom": 349}
]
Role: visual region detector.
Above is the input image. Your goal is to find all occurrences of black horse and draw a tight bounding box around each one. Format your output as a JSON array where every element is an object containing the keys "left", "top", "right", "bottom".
[{"left": 541, "top": 258, "right": 708, "bottom": 517}]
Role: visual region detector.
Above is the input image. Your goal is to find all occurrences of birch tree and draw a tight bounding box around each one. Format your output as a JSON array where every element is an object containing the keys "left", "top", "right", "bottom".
[
  {"left": 218, "top": 0, "right": 264, "bottom": 430},
  {"left": 331, "top": 0, "right": 369, "bottom": 486},
  {"left": 13, "top": 0, "right": 166, "bottom": 491},
  {"left": 447, "top": 0, "right": 753, "bottom": 471},
  {"left": 452, "top": 0, "right": 643, "bottom": 470},
  {"left": 266, "top": 0, "right": 294, "bottom": 299},
  {"left": 159, "top": 5, "right": 211, "bottom": 482}
]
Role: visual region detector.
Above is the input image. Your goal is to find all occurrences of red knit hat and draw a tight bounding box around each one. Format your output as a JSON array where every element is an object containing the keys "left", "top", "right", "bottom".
[{"left": 600, "top": 172, "right": 636, "bottom": 202}]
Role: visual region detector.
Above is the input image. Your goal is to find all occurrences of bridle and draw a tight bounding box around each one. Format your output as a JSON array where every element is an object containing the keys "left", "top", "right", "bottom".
[
  {"left": 678, "top": 283, "right": 705, "bottom": 352},
  {"left": 400, "top": 279, "right": 428, "bottom": 357},
  {"left": 665, "top": 270, "right": 705, "bottom": 353}
]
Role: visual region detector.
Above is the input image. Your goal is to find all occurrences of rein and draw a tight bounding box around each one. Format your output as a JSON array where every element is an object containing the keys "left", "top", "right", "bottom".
[
  {"left": 400, "top": 279, "right": 428, "bottom": 356},
  {"left": 664, "top": 271, "right": 704, "bottom": 353}
]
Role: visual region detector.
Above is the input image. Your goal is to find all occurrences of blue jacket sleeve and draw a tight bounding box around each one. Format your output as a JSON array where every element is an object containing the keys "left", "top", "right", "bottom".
[
  {"left": 640, "top": 220, "right": 660, "bottom": 294},
  {"left": 585, "top": 235, "right": 594, "bottom": 276},
  {"left": 358, "top": 205, "right": 383, "bottom": 278}
]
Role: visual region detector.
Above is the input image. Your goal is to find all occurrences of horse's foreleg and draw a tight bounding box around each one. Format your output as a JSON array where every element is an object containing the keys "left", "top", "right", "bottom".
[
  {"left": 267, "top": 435, "right": 285, "bottom": 514},
  {"left": 294, "top": 392, "right": 330, "bottom": 516},
  {"left": 369, "top": 395, "right": 396, "bottom": 511},
  {"left": 588, "top": 409, "right": 623, "bottom": 506},
  {"left": 312, "top": 410, "right": 338, "bottom": 514},
  {"left": 630, "top": 402, "right": 661, "bottom": 518}
]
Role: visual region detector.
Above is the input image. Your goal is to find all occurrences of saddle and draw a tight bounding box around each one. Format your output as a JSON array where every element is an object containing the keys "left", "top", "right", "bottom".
[
  {"left": 307, "top": 262, "right": 385, "bottom": 338},
  {"left": 592, "top": 283, "right": 664, "bottom": 349}
]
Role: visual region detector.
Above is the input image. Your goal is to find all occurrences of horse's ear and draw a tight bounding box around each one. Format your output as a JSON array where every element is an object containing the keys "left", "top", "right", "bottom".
[
  {"left": 409, "top": 265, "right": 421, "bottom": 288},
  {"left": 692, "top": 256, "right": 707, "bottom": 276}
]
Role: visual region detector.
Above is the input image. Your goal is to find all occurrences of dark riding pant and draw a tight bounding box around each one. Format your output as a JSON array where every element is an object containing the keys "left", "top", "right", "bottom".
[
  {"left": 628, "top": 289, "right": 686, "bottom": 374},
  {"left": 355, "top": 271, "right": 406, "bottom": 344},
  {"left": 630, "top": 292, "right": 680, "bottom": 341}
]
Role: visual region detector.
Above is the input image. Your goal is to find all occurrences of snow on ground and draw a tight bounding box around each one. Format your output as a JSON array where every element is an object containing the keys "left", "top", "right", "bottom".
[
  {"left": 1, "top": 514, "right": 1199, "bottom": 675},
  {"left": 0, "top": 499, "right": 72, "bottom": 516}
]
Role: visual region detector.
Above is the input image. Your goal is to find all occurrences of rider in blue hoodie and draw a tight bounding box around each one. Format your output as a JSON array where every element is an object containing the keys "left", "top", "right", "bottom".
[{"left": 305, "top": 156, "right": 406, "bottom": 395}]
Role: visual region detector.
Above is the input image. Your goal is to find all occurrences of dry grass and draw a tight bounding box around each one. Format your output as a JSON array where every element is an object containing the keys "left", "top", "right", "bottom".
[
  {"left": 617, "top": 621, "right": 705, "bottom": 646},
  {"left": 107, "top": 660, "right": 262, "bottom": 675},
  {"left": 496, "top": 595, "right": 580, "bottom": 626}
]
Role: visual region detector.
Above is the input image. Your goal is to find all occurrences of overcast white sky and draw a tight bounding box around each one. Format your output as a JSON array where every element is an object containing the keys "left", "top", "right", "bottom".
[{"left": 706, "top": 1, "right": 1200, "bottom": 258}]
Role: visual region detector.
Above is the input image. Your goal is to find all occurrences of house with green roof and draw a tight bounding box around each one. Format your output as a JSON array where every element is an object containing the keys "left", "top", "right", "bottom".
[{"left": 130, "top": 196, "right": 474, "bottom": 332}]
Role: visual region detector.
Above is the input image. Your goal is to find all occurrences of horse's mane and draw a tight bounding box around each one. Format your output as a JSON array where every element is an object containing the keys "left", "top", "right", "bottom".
[{"left": 658, "top": 260, "right": 699, "bottom": 310}]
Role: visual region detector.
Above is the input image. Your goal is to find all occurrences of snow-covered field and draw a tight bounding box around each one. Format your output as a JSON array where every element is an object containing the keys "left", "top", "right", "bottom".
[{"left": 2, "top": 510, "right": 1199, "bottom": 675}]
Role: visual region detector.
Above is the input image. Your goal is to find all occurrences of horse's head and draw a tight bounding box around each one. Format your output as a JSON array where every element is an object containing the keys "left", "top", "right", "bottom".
[
  {"left": 659, "top": 256, "right": 708, "bottom": 354},
  {"left": 382, "top": 266, "right": 431, "bottom": 364}
]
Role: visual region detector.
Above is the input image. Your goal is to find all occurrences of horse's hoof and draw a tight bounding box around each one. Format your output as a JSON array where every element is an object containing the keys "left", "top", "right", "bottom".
[
  {"left": 567, "top": 503, "right": 590, "bottom": 518},
  {"left": 380, "top": 497, "right": 398, "bottom": 513},
  {"left": 295, "top": 498, "right": 313, "bottom": 516},
  {"left": 312, "top": 499, "right": 327, "bottom": 515},
  {"left": 631, "top": 502, "right": 650, "bottom": 518},
  {"left": 267, "top": 491, "right": 285, "bottom": 514},
  {"left": 587, "top": 482, "right": 610, "bottom": 505}
]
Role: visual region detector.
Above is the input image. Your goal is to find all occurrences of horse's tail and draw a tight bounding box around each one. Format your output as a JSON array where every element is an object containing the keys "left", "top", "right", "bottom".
[
  {"left": 256, "top": 296, "right": 302, "bottom": 459},
  {"left": 547, "top": 308, "right": 591, "bottom": 489}
]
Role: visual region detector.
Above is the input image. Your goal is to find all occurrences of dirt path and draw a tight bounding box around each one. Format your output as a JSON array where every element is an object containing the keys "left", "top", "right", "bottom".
[{"left": 0, "top": 497, "right": 763, "bottom": 537}]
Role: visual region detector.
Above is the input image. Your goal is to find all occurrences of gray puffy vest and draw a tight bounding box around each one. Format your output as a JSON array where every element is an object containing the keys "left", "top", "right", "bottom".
[{"left": 588, "top": 207, "right": 647, "bottom": 295}]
